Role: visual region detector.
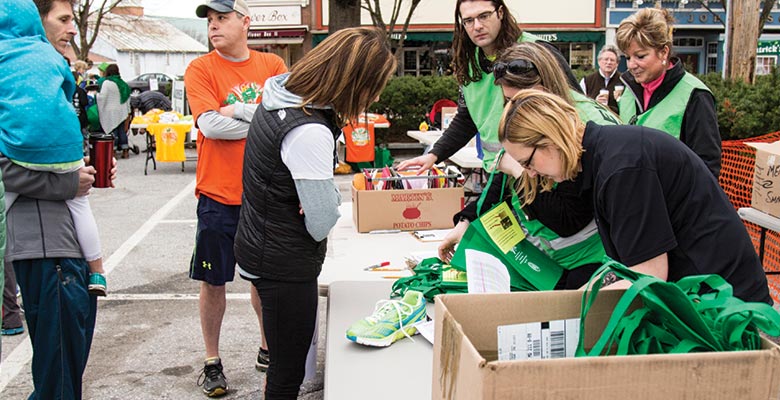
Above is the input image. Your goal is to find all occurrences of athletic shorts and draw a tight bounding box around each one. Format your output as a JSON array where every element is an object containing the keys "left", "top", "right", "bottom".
[{"left": 189, "top": 195, "right": 241, "bottom": 286}]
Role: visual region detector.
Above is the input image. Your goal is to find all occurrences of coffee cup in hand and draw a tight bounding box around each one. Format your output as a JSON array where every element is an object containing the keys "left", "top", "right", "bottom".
[
  {"left": 614, "top": 85, "right": 625, "bottom": 101},
  {"left": 89, "top": 133, "right": 114, "bottom": 188},
  {"left": 598, "top": 89, "right": 609, "bottom": 105}
]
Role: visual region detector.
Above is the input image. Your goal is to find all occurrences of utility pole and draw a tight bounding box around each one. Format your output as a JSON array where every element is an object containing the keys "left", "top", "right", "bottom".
[{"left": 725, "top": 0, "right": 761, "bottom": 83}]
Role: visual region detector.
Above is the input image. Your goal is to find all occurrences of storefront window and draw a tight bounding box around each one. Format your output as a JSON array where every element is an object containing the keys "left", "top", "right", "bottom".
[
  {"left": 706, "top": 42, "right": 718, "bottom": 73},
  {"left": 402, "top": 47, "right": 434, "bottom": 76},
  {"left": 756, "top": 56, "right": 777, "bottom": 75},
  {"left": 553, "top": 43, "right": 594, "bottom": 70}
]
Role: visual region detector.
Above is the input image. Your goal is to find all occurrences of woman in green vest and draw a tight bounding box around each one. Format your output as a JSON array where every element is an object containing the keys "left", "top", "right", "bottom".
[
  {"left": 397, "top": 0, "right": 579, "bottom": 173},
  {"left": 440, "top": 42, "right": 618, "bottom": 290},
  {"left": 616, "top": 7, "right": 721, "bottom": 178}
]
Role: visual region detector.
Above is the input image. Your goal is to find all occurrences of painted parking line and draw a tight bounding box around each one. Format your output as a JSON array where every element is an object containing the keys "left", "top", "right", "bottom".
[
  {"left": 0, "top": 179, "right": 196, "bottom": 394},
  {"left": 98, "top": 293, "right": 251, "bottom": 301}
]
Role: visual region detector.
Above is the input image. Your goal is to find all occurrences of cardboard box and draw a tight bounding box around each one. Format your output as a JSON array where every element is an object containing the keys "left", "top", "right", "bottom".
[
  {"left": 433, "top": 290, "right": 780, "bottom": 400},
  {"left": 351, "top": 184, "right": 464, "bottom": 233},
  {"left": 442, "top": 107, "right": 457, "bottom": 130},
  {"left": 747, "top": 141, "right": 780, "bottom": 218}
]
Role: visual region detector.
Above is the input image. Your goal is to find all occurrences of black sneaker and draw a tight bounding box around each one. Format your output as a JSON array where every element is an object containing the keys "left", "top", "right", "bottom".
[
  {"left": 197, "top": 357, "right": 228, "bottom": 397},
  {"left": 256, "top": 347, "right": 270, "bottom": 372}
]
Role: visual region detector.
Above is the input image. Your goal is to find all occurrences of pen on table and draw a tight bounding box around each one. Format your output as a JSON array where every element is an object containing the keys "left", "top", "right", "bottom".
[
  {"left": 369, "top": 229, "right": 401, "bottom": 234},
  {"left": 363, "top": 261, "right": 391, "bottom": 271},
  {"left": 382, "top": 275, "right": 405, "bottom": 279}
]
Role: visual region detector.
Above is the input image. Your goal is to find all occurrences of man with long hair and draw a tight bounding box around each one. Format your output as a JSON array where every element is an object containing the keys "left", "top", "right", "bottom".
[{"left": 399, "top": 0, "right": 579, "bottom": 173}]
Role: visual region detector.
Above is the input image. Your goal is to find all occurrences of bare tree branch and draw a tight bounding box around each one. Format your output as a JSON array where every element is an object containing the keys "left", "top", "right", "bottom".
[{"left": 70, "top": 0, "right": 123, "bottom": 61}]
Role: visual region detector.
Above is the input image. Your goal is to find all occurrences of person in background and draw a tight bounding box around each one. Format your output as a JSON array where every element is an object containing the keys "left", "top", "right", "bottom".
[
  {"left": 234, "top": 26, "right": 396, "bottom": 400},
  {"left": 439, "top": 42, "right": 618, "bottom": 289},
  {"left": 185, "top": 0, "right": 287, "bottom": 396},
  {"left": 97, "top": 63, "right": 132, "bottom": 159},
  {"left": 398, "top": 0, "right": 579, "bottom": 173},
  {"left": 579, "top": 44, "right": 621, "bottom": 113},
  {"left": 130, "top": 90, "right": 172, "bottom": 115},
  {"left": 72, "top": 71, "right": 90, "bottom": 149},
  {"left": 73, "top": 59, "right": 88, "bottom": 87},
  {"left": 2, "top": 265, "right": 21, "bottom": 338},
  {"left": 500, "top": 88, "right": 771, "bottom": 304},
  {"left": 616, "top": 7, "right": 721, "bottom": 177}
]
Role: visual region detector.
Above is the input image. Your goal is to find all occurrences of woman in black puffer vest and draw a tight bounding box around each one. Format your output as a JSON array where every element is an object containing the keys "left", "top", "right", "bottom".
[{"left": 234, "top": 27, "right": 397, "bottom": 400}]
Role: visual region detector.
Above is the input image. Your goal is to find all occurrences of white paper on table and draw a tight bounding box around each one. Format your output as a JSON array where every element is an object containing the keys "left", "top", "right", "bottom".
[
  {"left": 465, "top": 249, "right": 511, "bottom": 294},
  {"left": 414, "top": 319, "right": 435, "bottom": 345},
  {"left": 413, "top": 229, "right": 451, "bottom": 242}
]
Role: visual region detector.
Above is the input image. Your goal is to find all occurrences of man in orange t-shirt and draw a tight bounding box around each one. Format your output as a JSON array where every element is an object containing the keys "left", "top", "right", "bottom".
[{"left": 184, "top": 0, "right": 286, "bottom": 396}]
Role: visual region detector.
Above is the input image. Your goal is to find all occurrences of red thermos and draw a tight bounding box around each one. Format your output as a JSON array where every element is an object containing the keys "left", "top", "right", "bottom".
[{"left": 89, "top": 133, "right": 113, "bottom": 188}]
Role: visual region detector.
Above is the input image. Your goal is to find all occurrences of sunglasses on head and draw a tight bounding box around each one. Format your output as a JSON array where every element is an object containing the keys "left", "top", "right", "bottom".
[{"left": 492, "top": 59, "right": 537, "bottom": 81}]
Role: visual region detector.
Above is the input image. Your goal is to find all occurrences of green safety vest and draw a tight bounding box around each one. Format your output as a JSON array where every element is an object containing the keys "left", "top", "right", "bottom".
[
  {"left": 507, "top": 95, "right": 617, "bottom": 270},
  {"left": 571, "top": 90, "right": 622, "bottom": 125},
  {"left": 461, "top": 31, "right": 540, "bottom": 170},
  {"left": 618, "top": 73, "right": 710, "bottom": 139}
]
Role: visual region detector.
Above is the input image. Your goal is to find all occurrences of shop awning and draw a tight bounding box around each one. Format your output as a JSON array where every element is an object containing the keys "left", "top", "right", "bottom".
[
  {"left": 313, "top": 31, "right": 453, "bottom": 46},
  {"left": 248, "top": 28, "right": 306, "bottom": 45},
  {"left": 532, "top": 31, "right": 604, "bottom": 43}
]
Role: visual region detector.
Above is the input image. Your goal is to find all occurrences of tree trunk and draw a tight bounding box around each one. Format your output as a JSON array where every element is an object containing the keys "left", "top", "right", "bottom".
[
  {"left": 329, "top": 0, "right": 361, "bottom": 34},
  {"left": 726, "top": 0, "right": 761, "bottom": 83}
]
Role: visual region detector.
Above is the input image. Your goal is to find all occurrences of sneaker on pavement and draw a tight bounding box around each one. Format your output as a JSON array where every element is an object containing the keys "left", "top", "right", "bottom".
[
  {"left": 346, "top": 290, "right": 427, "bottom": 347},
  {"left": 197, "top": 357, "right": 228, "bottom": 397},
  {"left": 1, "top": 326, "right": 24, "bottom": 336},
  {"left": 88, "top": 273, "right": 107, "bottom": 297},
  {"left": 256, "top": 347, "right": 270, "bottom": 372}
]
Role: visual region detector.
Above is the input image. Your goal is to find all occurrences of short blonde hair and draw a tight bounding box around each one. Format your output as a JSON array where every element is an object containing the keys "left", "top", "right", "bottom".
[
  {"left": 286, "top": 27, "right": 396, "bottom": 124},
  {"left": 615, "top": 8, "right": 675, "bottom": 54},
  {"left": 498, "top": 89, "right": 585, "bottom": 205},
  {"left": 73, "top": 60, "right": 88, "bottom": 72}
]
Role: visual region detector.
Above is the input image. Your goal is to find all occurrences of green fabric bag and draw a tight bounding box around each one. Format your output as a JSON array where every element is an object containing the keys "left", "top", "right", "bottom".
[
  {"left": 450, "top": 157, "right": 563, "bottom": 291},
  {"left": 86, "top": 103, "right": 101, "bottom": 132},
  {"left": 390, "top": 257, "right": 467, "bottom": 302},
  {"left": 577, "top": 257, "right": 780, "bottom": 357}
]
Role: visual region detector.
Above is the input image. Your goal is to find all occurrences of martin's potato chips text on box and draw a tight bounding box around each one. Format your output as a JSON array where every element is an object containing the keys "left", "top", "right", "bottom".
[{"left": 351, "top": 184, "right": 464, "bottom": 233}]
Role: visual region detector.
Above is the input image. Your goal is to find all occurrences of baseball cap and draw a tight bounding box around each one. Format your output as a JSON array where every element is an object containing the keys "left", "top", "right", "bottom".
[{"left": 195, "top": 0, "right": 249, "bottom": 18}]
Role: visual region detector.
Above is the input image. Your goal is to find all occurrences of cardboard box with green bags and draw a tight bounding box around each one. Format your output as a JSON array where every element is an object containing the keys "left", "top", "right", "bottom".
[{"left": 433, "top": 290, "right": 780, "bottom": 400}]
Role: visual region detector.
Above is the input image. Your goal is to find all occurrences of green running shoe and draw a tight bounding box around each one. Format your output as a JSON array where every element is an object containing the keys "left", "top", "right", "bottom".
[{"left": 346, "top": 290, "right": 427, "bottom": 347}]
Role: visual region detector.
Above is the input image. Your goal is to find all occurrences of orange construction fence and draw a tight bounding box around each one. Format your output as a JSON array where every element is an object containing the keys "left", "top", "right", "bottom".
[{"left": 720, "top": 131, "right": 780, "bottom": 303}]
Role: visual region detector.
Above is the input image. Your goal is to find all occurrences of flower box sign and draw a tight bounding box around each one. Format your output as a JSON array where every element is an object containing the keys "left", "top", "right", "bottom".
[{"left": 249, "top": 6, "right": 301, "bottom": 27}]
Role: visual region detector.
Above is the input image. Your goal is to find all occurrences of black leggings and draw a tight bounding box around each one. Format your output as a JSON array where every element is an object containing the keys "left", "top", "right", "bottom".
[{"left": 253, "top": 277, "right": 318, "bottom": 400}]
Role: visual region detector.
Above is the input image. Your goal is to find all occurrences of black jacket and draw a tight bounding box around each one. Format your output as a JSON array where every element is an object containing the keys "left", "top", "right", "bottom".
[
  {"left": 620, "top": 60, "right": 721, "bottom": 178},
  {"left": 583, "top": 70, "right": 620, "bottom": 113},
  {"left": 234, "top": 107, "right": 340, "bottom": 281}
]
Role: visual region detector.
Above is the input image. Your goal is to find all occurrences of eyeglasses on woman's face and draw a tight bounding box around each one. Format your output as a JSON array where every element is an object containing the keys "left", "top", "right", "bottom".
[
  {"left": 461, "top": 8, "right": 498, "bottom": 29},
  {"left": 519, "top": 146, "right": 537, "bottom": 169},
  {"left": 492, "top": 59, "right": 537, "bottom": 81}
]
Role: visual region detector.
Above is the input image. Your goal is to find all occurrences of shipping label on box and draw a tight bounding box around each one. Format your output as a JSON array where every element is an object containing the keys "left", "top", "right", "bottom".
[
  {"left": 497, "top": 318, "right": 580, "bottom": 361},
  {"left": 747, "top": 141, "right": 780, "bottom": 218},
  {"left": 351, "top": 185, "right": 464, "bottom": 233}
]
